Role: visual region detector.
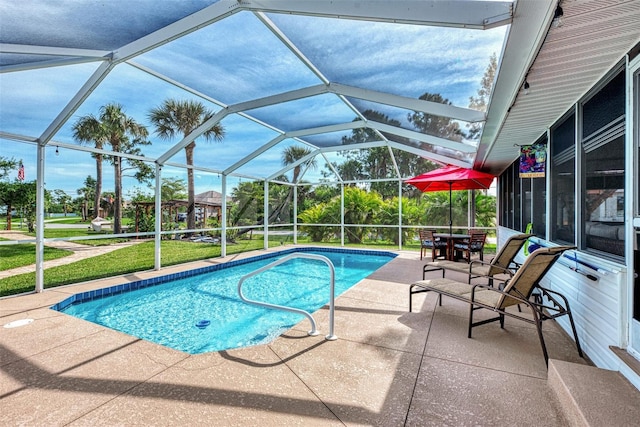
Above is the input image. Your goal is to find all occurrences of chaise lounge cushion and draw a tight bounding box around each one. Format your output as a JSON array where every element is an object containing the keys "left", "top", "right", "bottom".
[
  {"left": 426, "top": 260, "right": 496, "bottom": 278},
  {"left": 412, "top": 277, "right": 512, "bottom": 307}
]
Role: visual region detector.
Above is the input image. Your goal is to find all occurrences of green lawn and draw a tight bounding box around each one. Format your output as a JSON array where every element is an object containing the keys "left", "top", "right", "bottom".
[
  {"left": 26, "top": 229, "right": 131, "bottom": 246},
  {"left": 0, "top": 237, "right": 282, "bottom": 297},
  {"left": 44, "top": 217, "right": 85, "bottom": 224},
  {"left": 0, "top": 239, "right": 74, "bottom": 271},
  {"left": 0, "top": 232, "right": 496, "bottom": 297},
  {"left": 0, "top": 245, "right": 73, "bottom": 271}
]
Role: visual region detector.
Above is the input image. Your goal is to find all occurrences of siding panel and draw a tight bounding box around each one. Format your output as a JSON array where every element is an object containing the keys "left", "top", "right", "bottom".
[{"left": 498, "top": 227, "right": 625, "bottom": 370}]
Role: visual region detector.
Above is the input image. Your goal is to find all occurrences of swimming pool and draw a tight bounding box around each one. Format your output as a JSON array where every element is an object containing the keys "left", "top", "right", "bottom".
[{"left": 52, "top": 248, "right": 395, "bottom": 354}]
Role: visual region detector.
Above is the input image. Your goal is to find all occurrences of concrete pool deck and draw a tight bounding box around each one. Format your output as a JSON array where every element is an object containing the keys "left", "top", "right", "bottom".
[{"left": 1, "top": 248, "right": 588, "bottom": 426}]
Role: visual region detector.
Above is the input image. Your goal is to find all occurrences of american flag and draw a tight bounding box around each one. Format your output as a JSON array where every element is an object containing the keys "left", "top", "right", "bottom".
[{"left": 17, "top": 162, "right": 25, "bottom": 181}]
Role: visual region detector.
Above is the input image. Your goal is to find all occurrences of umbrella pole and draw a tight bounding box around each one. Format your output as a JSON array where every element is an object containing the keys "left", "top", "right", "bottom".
[{"left": 449, "top": 182, "right": 452, "bottom": 235}]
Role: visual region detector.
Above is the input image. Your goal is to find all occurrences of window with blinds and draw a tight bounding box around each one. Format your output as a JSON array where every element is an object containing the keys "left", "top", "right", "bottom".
[{"left": 582, "top": 71, "right": 625, "bottom": 257}]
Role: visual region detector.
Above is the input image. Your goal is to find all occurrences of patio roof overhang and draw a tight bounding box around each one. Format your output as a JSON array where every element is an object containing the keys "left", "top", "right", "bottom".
[{"left": 477, "top": 1, "right": 640, "bottom": 174}]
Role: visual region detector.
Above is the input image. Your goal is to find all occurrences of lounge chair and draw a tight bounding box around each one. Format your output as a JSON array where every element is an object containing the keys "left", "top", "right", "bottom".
[
  {"left": 90, "top": 216, "right": 112, "bottom": 232},
  {"left": 409, "top": 246, "right": 583, "bottom": 365},
  {"left": 423, "top": 233, "right": 533, "bottom": 286}
]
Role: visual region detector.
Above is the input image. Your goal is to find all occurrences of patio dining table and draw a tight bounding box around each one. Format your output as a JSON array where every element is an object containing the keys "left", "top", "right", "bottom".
[{"left": 434, "top": 233, "right": 470, "bottom": 261}]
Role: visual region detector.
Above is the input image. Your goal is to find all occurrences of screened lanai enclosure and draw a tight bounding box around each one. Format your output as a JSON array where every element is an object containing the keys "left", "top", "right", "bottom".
[
  {"left": 1, "top": 0, "right": 559, "bottom": 294},
  {"left": 6, "top": 0, "right": 640, "bottom": 403}
]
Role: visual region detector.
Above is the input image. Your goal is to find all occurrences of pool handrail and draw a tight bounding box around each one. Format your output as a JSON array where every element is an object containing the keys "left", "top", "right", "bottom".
[{"left": 237, "top": 253, "right": 337, "bottom": 341}]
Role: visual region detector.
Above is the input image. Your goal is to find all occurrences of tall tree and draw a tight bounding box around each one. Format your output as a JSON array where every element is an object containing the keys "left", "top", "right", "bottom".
[
  {"left": 0, "top": 180, "right": 49, "bottom": 232},
  {"left": 73, "top": 103, "right": 150, "bottom": 233},
  {"left": 52, "top": 189, "right": 72, "bottom": 216},
  {"left": 467, "top": 52, "right": 497, "bottom": 140},
  {"left": 0, "top": 181, "right": 19, "bottom": 230},
  {"left": 0, "top": 158, "right": 22, "bottom": 230},
  {"left": 76, "top": 176, "right": 96, "bottom": 221},
  {"left": 73, "top": 115, "right": 105, "bottom": 220},
  {"left": 0, "top": 156, "right": 18, "bottom": 181},
  {"left": 274, "top": 145, "right": 317, "bottom": 223},
  {"left": 149, "top": 99, "right": 225, "bottom": 232},
  {"left": 282, "top": 145, "right": 317, "bottom": 184},
  {"left": 326, "top": 110, "right": 436, "bottom": 198},
  {"left": 407, "top": 93, "right": 463, "bottom": 141},
  {"left": 161, "top": 177, "right": 187, "bottom": 202}
]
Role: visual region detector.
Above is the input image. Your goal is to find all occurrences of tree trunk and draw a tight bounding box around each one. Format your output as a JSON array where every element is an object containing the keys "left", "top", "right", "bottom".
[
  {"left": 94, "top": 154, "right": 102, "bottom": 219},
  {"left": 5, "top": 203, "right": 11, "bottom": 230},
  {"left": 114, "top": 156, "right": 122, "bottom": 234},
  {"left": 185, "top": 142, "right": 196, "bottom": 233}
]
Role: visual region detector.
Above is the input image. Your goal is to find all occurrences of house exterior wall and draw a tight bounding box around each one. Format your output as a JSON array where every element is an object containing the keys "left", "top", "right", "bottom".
[
  {"left": 498, "top": 227, "right": 639, "bottom": 389},
  {"left": 495, "top": 41, "right": 640, "bottom": 390}
]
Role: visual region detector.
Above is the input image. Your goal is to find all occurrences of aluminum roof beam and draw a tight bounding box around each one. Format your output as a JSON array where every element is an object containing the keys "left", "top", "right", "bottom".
[
  {"left": 0, "top": 44, "right": 111, "bottom": 74},
  {"left": 38, "top": 61, "right": 115, "bottom": 146},
  {"left": 256, "top": 12, "right": 330, "bottom": 85},
  {"left": 227, "top": 85, "right": 327, "bottom": 114},
  {"left": 222, "top": 118, "right": 475, "bottom": 177},
  {"left": 386, "top": 141, "right": 471, "bottom": 169},
  {"left": 327, "top": 83, "right": 486, "bottom": 123},
  {"left": 113, "top": 1, "right": 244, "bottom": 63},
  {"left": 111, "top": 0, "right": 513, "bottom": 64},
  {"left": 0, "top": 43, "right": 111, "bottom": 60},
  {"left": 241, "top": 0, "right": 512, "bottom": 30},
  {"left": 367, "top": 121, "right": 476, "bottom": 153},
  {"left": 267, "top": 149, "right": 320, "bottom": 181},
  {"left": 224, "top": 83, "right": 485, "bottom": 123},
  {"left": 0, "top": 56, "right": 107, "bottom": 74}
]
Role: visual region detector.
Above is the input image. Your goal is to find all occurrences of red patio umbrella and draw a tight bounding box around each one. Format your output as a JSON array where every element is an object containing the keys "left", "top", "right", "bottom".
[{"left": 406, "top": 165, "right": 495, "bottom": 234}]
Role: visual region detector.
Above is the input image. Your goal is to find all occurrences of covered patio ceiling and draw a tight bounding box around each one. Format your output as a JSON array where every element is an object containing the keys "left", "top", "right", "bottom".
[
  {"left": 1, "top": 1, "right": 639, "bottom": 186},
  {"left": 479, "top": 0, "right": 640, "bottom": 174}
]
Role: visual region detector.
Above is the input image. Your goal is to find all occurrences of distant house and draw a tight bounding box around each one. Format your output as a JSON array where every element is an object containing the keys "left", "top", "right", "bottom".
[{"left": 194, "top": 190, "right": 231, "bottom": 221}]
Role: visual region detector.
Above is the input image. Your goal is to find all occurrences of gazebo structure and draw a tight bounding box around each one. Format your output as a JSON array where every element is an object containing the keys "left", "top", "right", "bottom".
[{"left": 132, "top": 190, "right": 229, "bottom": 233}]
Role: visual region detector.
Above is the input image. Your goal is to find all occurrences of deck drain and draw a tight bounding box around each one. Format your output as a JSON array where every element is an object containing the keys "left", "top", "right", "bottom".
[{"left": 4, "top": 318, "right": 34, "bottom": 328}]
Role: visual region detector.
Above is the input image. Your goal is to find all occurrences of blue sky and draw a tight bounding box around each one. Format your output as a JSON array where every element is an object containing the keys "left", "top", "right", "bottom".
[{"left": 0, "top": 1, "right": 507, "bottom": 197}]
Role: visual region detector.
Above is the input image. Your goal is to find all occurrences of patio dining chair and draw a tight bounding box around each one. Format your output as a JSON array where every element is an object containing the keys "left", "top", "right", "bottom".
[
  {"left": 453, "top": 231, "right": 487, "bottom": 262},
  {"left": 409, "top": 246, "right": 583, "bottom": 365},
  {"left": 419, "top": 229, "right": 448, "bottom": 261},
  {"left": 423, "top": 233, "right": 533, "bottom": 286}
]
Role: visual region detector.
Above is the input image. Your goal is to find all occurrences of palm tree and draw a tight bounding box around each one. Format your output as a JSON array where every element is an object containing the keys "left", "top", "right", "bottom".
[
  {"left": 148, "top": 99, "right": 225, "bottom": 232},
  {"left": 276, "top": 145, "right": 317, "bottom": 222},
  {"left": 281, "top": 145, "right": 317, "bottom": 184},
  {"left": 73, "top": 116, "right": 105, "bottom": 220},
  {"left": 74, "top": 103, "right": 149, "bottom": 233}
]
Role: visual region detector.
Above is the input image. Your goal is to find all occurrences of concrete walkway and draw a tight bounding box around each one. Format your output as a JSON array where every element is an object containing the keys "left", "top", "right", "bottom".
[
  {"left": 0, "top": 249, "right": 589, "bottom": 426},
  {"left": 0, "top": 231, "right": 146, "bottom": 279}
]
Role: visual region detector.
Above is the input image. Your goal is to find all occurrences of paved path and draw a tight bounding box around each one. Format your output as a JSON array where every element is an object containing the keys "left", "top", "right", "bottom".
[{"left": 0, "top": 231, "right": 147, "bottom": 279}]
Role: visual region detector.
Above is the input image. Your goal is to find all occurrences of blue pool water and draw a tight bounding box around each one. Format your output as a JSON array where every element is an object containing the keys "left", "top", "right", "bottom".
[{"left": 54, "top": 248, "right": 395, "bottom": 354}]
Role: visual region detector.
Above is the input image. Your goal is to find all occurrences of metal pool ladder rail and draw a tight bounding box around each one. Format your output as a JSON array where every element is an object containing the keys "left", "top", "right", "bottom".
[{"left": 237, "top": 253, "right": 337, "bottom": 341}]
